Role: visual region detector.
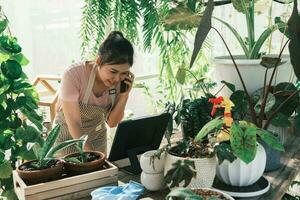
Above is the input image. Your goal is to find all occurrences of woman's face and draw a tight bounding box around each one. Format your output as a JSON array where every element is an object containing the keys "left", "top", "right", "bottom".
[{"left": 98, "top": 63, "right": 130, "bottom": 87}]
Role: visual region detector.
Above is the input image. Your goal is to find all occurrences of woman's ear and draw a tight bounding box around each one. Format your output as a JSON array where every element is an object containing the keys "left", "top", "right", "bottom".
[{"left": 96, "top": 57, "right": 102, "bottom": 66}]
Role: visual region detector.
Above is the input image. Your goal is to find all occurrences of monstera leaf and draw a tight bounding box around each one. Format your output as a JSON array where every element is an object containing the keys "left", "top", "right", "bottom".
[{"left": 288, "top": 0, "right": 300, "bottom": 80}]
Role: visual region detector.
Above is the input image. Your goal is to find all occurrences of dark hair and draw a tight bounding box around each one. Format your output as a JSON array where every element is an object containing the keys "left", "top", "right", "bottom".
[{"left": 98, "top": 31, "right": 134, "bottom": 66}]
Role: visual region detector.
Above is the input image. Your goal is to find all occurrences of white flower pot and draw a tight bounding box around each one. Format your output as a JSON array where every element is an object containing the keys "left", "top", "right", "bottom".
[
  {"left": 140, "top": 171, "right": 166, "bottom": 191},
  {"left": 164, "top": 151, "right": 217, "bottom": 188},
  {"left": 212, "top": 55, "right": 294, "bottom": 96},
  {"left": 216, "top": 143, "right": 266, "bottom": 187},
  {"left": 140, "top": 150, "right": 165, "bottom": 174}
]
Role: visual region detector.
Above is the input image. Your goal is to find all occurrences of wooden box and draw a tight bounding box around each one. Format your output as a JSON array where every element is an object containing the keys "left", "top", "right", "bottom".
[{"left": 13, "top": 161, "right": 118, "bottom": 200}]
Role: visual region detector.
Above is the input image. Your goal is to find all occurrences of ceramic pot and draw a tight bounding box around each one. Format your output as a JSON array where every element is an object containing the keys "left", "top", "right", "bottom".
[
  {"left": 140, "top": 171, "right": 166, "bottom": 191},
  {"left": 212, "top": 55, "right": 293, "bottom": 96},
  {"left": 164, "top": 150, "right": 217, "bottom": 188},
  {"left": 17, "top": 159, "right": 64, "bottom": 185},
  {"left": 259, "top": 137, "right": 281, "bottom": 172},
  {"left": 140, "top": 150, "right": 165, "bottom": 174},
  {"left": 216, "top": 143, "right": 266, "bottom": 187},
  {"left": 64, "top": 151, "right": 106, "bottom": 176}
]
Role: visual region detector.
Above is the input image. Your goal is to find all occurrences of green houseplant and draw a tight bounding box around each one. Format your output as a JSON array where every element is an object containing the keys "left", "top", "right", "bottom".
[
  {"left": 0, "top": 11, "right": 46, "bottom": 199},
  {"left": 16, "top": 125, "right": 83, "bottom": 185},
  {"left": 63, "top": 135, "right": 106, "bottom": 176}
]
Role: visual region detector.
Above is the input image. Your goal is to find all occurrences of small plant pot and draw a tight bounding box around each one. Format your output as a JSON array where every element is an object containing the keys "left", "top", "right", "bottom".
[
  {"left": 140, "top": 150, "right": 165, "bottom": 174},
  {"left": 191, "top": 188, "right": 234, "bottom": 200},
  {"left": 16, "top": 159, "right": 64, "bottom": 185},
  {"left": 64, "top": 151, "right": 106, "bottom": 176},
  {"left": 164, "top": 150, "right": 217, "bottom": 188},
  {"left": 140, "top": 171, "right": 166, "bottom": 191},
  {"left": 216, "top": 143, "right": 266, "bottom": 187},
  {"left": 259, "top": 136, "right": 282, "bottom": 172}
]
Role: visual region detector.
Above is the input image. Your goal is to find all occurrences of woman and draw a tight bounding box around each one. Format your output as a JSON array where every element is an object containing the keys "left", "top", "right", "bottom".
[{"left": 54, "top": 31, "right": 134, "bottom": 155}]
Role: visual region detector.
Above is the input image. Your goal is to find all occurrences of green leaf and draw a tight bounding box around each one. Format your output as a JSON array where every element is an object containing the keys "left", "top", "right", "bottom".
[
  {"left": 12, "top": 81, "right": 32, "bottom": 92},
  {"left": 0, "top": 36, "right": 22, "bottom": 54},
  {"left": 275, "top": 16, "right": 290, "bottom": 38},
  {"left": 46, "top": 138, "right": 83, "bottom": 158},
  {"left": 254, "top": 93, "right": 276, "bottom": 114},
  {"left": 1, "top": 59, "right": 22, "bottom": 80},
  {"left": 176, "top": 67, "right": 186, "bottom": 85},
  {"left": 165, "top": 159, "right": 196, "bottom": 188},
  {"left": 10, "top": 53, "right": 30, "bottom": 66},
  {"left": 20, "top": 107, "right": 43, "bottom": 131},
  {"left": 0, "top": 151, "right": 4, "bottom": 161},
  {"left": 287, "top": 0, "right": 300, "bottom": 80},
  {"left": 257, "top": 129, "right": 284, "bottom": 151},
  {"left": 221, "top": 80, "right": 235, "bottom": 92},
  {"left": 270, "top": 113, "right": 290, "bottom": 127},
  {"left": 215, "top": 142, "right": 236, "bottom": 164},
  {"left": 194, "top": 117, "right": 223, "bottom": 142},
  {"left": 0, "top": 160, "right": 13, "bottom": 179},
  {"left": 1, "top": 188, "right": 18, "bottom": 200},
  {"left": 0, "top": 134, "right": 13, "bottom": 150},
  {"left": 0, "top": 18, "right": 8, "bottom": 34},
  {"left": 19, "top": 145, "right": 38, "bottom": 160},
  {"left": 230, "top": 123, "right": 257, "bottom": 164},
  {"left": 230, "top": 90, "right": 248, "bottom": 119},
  {"left": 260, "top": 56, "right": 286, "bottom": 69},
  {"left": 0, "top": 51, "right": 10, "bottom": 63},
  {"left": 166, "top": 187, "right": 202, "bottom": 200},
  {"left": 189, "top": 0, "right": 214, "bottom": 69},
  {"left": 295, "top": 116, "right": 300, "bottom": 133},
  {"left": 39, "top": 125, "right": 60, "bottom": 160},
  {"left": 213, "top": 16, "right": 249, "bottom": 57},
  {"left": 231, "top": 0, "right": 251, "bottom": 13}
]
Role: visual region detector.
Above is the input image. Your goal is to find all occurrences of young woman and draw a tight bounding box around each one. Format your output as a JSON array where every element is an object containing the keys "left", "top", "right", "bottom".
[{"left": 54, "top": 31, "right": 134, "bottom": 155}]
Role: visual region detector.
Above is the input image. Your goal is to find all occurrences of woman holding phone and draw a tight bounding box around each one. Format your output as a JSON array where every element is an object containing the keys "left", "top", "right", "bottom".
[{"left": 54, "top": 31, "right": 134, "bottom": 155}]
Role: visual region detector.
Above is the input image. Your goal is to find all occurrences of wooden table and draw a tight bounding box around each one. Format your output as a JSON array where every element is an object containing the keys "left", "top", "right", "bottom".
[{"left": 117, "top": 131, "right": 300, "bottom": 200}]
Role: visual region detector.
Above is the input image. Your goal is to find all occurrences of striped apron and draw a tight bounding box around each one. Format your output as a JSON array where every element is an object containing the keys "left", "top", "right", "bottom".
[{"left": 54, "top": 63, "right": 116, "bottom": 156}]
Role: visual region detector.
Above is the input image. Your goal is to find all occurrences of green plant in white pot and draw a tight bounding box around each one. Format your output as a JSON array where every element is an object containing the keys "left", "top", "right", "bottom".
[{"left": 210, "top": 0, "right": 294, "bottom": 94}]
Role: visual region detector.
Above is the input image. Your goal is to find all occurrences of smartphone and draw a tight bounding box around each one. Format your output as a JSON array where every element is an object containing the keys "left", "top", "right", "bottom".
[{"left": 120, "top": 80, "right": 128, "bottom": 93}]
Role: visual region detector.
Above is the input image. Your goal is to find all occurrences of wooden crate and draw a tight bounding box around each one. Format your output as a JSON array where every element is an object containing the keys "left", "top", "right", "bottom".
[{"left": 13, "top": 161, "right": 118, "bottom": 200}]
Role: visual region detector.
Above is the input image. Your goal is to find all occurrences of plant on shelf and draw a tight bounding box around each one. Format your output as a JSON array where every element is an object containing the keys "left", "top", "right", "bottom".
[
  {"left": 16, "top": 125, "right": 83, "bottom": 184},
  {"left": 63, "top": 135, "right": 106, "bottom": 176}
]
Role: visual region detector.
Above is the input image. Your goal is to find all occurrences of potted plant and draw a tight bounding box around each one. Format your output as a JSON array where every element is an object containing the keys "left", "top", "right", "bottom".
[
  {"left": 208, "top": 0, "right": 294, "bottom": 94},
  {"left": 166, "top": 187, "right": 234, "bottom": 200},
  {"left": 16, "top": 125, "right": 83, "bottom": 185},
  {"left": 63, "top": 135, "right": 106, "bottom": 176},
  {"left": 195, "top": 96, "right": 284, "bottom": 186},
  {"left": 175, "top": 79, "right": 215, "bottom": 139}
]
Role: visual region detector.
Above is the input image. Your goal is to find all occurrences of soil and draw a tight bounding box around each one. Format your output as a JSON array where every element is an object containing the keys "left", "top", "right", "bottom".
[
  {"left": 19, "top": 159, "right": 60, "bottom": 171},
  {"left": 192, "top": 188, "right": 230, "bottom": 200},
  {"left": 168, "top": 139, "right": 214, "bottom": 158},
  {"left": 66, "top": 152, "right": 101, "bottom": 163}
]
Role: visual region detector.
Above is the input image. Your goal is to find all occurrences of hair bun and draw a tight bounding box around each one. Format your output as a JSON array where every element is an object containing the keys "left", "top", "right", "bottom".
[{"left": 107, "top": 31, "right": 124, "bottom": 39}]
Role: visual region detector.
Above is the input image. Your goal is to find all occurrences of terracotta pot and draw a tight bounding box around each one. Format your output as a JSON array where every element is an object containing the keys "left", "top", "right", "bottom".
[
  {"left": 16, "top": 159, "right": 64, "bottom": 185},
  {"left": 64, "top": 151, "right": 106, "bottom": 175}
]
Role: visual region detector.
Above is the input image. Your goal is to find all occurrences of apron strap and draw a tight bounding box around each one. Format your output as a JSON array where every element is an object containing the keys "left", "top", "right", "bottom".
[
  {"left": 82, "top": 62, "right": 117, "bottom": 121},
  {"left": 83, "top": 63, "right": 97, "bottom": 104}
]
